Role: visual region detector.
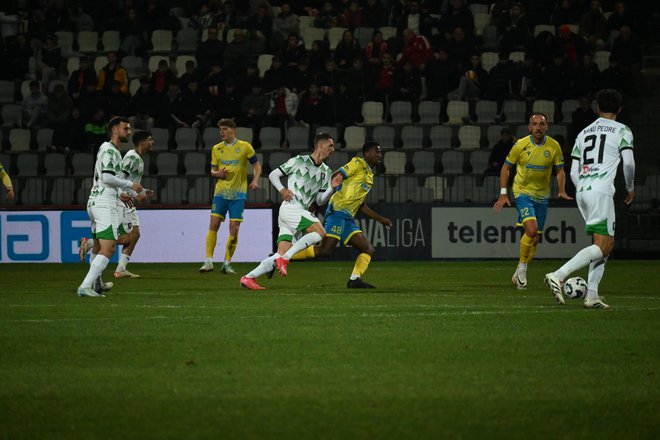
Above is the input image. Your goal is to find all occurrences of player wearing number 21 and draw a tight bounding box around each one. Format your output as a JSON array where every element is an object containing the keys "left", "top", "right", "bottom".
[
  {"left": 545, "top": 89, "right": 635, "bottom": 309},
  {"left": 493, "top": 112, "right": 572, "bottom": 290}
]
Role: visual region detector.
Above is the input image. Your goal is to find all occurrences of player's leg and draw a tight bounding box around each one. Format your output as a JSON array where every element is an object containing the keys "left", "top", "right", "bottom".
[
  {"left": 346, "top": 232, "right": 376, "bottom": 288},
  {"left": 116, "top": 225, "right": 141, "bottom": 278},
  {"left": 513, "top": 195, "right": 538, "bottom": 290},
  {"left": 200, "top": 195, "right": 226, "bottom": 272},
  {"left": 275, "top": 219, "right": 325, "bottom": 276},
  {"left": 241, "top": 225, "right": 295, "bottom": 289},
  {"left": 222, "top": 200, "right": 246, "bottom": 274},
  {"left": 291, "top": 211, "right": 342, "bottom": 260},
  {"left": 78, "top": 206, "right": 117, "bottom": 297},
  {"left": 86, "top": 209, "right": 113, "bottom": 294}
]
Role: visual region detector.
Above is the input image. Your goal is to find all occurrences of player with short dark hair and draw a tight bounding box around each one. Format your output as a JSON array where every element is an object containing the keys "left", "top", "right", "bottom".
[
  {"left": 494, "top": 112, "right": 572, "bottom": 290},
  {"left": 545, "top": 89, "right": 635, "bottom": 308},
  {"left": 290, "top": 141, "right": 393, "bottom": 288}
]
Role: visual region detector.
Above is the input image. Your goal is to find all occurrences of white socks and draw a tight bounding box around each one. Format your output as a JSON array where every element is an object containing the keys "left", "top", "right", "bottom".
[
  {"left": 247, "top": 253, "right": 279, "bottom": 279},
  {"left": 117, "top": 253, "right": 130, "bottom": 272},
  {"left": 586, "top": 257, "right": 608, "bottom": 300},
  {"left": 555, "top": 244, "right": 603, "bottom": 281},
  {"left": 81, "top": 255, "right": 109, "bottom": 288},
  {"left": 282, "top": 232, "right": 322, "bottom": 260}
]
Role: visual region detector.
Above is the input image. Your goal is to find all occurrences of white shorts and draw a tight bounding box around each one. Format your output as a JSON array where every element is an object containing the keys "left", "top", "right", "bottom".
[
  {"left": 87, "top": 204, "right": 119, "bottom": 240},
  {"left": 276, "top": 202, "right": 320, "bottom": 243},
  {"left": 118, "top": 206, "right": 140, "bottom": 234},
  {"left": 577, "top": 191, "right": 616, "bottom": 236}
]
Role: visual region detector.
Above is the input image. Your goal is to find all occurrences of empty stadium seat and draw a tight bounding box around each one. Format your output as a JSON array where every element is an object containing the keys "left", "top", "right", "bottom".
[
  {"left": 428, "top": 125, "right": 452, "bottom": 149},
  {"left": 411, "top": 150, "right": 436, "bottom": 174},
  {"left": 343, "top": 126, "right": 365, "bottom": 150},
  {"left": 9, "top": 128, "right": 30, "bottom": 152},
  {"left": 400, "top": 125, "right": 424, "bottom": 149},
  {"left": 389, "top": 101, "right": 412, "bottom": 124},
  {"left": 383, "top": 151, "right": 406, "bottom": 174},
  {"left": 440, "top": 150, "right": 465, "bottom": 174},
  {"left": 259, "top": 127, "right": 282, "bottom": 150},
  {"left": 16, "top": 153, "right": 40, "bottom": 175},
  {"left": 151, "top": 29, "right": 173, "bottom": 53},
  {"left": 446, "top": 101, "right": 469, "bottom": 124},
  {"left": 418, "top": 100, "right": 441, "bottom": 124},
  {"left": 362, "top": 101, "right": 384, "bottom": 125},
  {"left": 183, "top": 152, "right": 207, "bottom": 175},
  {"left": 174, "top": 127, "right": 198, "bottom": 150},
  {"left": 457, "top": 126, "right": 481, "bottom": 150},
  {"left": 372, "top": 125, "right": 396, "bottom": 150},
  {"left": 77, "top": 31, "right": 98, "bottom": 53},
  {"left": 286, "top": 126, "right": 309, "bottom": 150},
  {"left": 156, "top": 152, "right": 179, "bottom": 174},
  {"left": 102, "top": 31, "right": 120, "bottom": 52}
]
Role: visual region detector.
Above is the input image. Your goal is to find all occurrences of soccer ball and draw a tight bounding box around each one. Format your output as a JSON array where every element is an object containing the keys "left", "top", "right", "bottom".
[{"left": 563, "top": 277, "right": 587, "bottom": 299}]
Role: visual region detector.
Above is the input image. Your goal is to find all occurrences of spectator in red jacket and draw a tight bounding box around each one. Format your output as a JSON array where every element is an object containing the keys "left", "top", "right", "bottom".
[{"left": 397, "top": 28, "right": 434, "bottom": 72}]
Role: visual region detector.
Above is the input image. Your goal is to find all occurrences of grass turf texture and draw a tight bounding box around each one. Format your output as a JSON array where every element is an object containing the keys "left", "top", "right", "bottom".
[{"left": 1, "top": 261, "right": 659, "bottom": 439}]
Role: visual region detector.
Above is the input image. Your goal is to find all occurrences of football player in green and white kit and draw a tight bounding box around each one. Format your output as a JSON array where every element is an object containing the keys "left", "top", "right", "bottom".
[
  {"left": 77, "top": 117, "right": 143, "bottom": 298},
  {"left": 114, "top": 130, "right": 155, "bottom": 278},
  {"left": 240, "top": 133, "right": 341, "bottom": 290},
  {"left": 545, "top": 89, "right": 635, "bottom": 309}
]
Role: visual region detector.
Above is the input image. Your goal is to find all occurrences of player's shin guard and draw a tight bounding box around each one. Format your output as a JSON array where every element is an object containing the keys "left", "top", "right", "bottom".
[
  {"left": 586, "top": 257, "right": 608, "bottom": 300},
  {"left": 351, "top": 253, "right": 371, "bottom": 279},
  {"left": 556, "top": 244, "right": 604, "bottom": 281},
  {"left": 519, "top": 233, "right": 534, "bottom": 264},
  {"left": 205, "top": 230, "right": 218, "bottom": 259},
  {"left": 225, "top": 235, "right": 238, "bottom": 262},
  {"left": 247, "top": 254, "right": 279, "bottom": 279},
  {"left": 81, "top": 255, "right": 109, "bottom": 288},
  {"left": 283, "top": 232, "right": 322, "bottom": 260},
  {"left": 291, "top": 246, "right": 316, "bottom": 261}
]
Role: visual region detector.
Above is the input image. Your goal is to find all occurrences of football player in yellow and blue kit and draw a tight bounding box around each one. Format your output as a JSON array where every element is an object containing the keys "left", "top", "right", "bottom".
[
  {"left": 0, "top": 161, "right": 14, "bottom": 201},
  {"left": 494, "top": 113, "right": 572, "bottom": 289},
  {"left": 199, "top": 118, "right": 262, "bottom": 274},
  {"left": 293, "top": 141, "right": 393, "bottom": 288}
]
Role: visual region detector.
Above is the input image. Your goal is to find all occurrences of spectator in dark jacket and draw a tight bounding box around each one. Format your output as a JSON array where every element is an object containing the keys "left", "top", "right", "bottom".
[
  {"left": 498, "top": 2, "right": 532, "bottom": 53},
  {"left": 196, "top": 27, "right": 224, "bottom": 77},
  {"left": 150, "top": 59, "right": 177, "bottom": 94},
  {"left": 570, "top": 96, "right": 597, "bottom": 142},
  {"left": 362, "top": 0, "right": 388, "bottom": 28},
  {"left": 438, "top": 0, "right": 475, "bottom": 39},
  {"left": 128, "top": 76, "right": 161, "bottom": 130},
  {"left": 334, "top": 30, "right": 361, "bottom": 70},
  {"left": 68, "top": 56, "right": 97, "bottom": 99},
  {"left": 486, "top": 128, "right": 515, "bottom": 174}
]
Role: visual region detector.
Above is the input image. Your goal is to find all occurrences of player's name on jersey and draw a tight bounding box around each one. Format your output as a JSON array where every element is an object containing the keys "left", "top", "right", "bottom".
[{"left": 582, "top": 124, "right": 618, "bottom": 134}]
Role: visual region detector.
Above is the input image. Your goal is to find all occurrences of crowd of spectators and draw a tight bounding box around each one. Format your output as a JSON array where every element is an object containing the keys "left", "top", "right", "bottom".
[{"left": 0, "top": 0, "right": 651, "bottom": 153}]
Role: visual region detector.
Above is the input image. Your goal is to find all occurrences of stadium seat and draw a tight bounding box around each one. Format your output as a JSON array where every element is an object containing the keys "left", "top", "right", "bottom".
[
  {"left": 268, "top": 151, "right": 291, "bottom": 171},
  {"left": 175, "top": 55, "right": 196, "bottom": 77},
  {"left": 482, "top": 24, "right": 498, "bottom": 50},
  {"left": 440, "top": 150, "right": 465, "bottom": 174},
  {"left": 510, "top": 51, "right": 525, "bottom": 63},
  {"left": 259, "top": 127, "right": 282, "bottom": 150},
  {"left": 383, "top": 151, "right": 406, "bottom": 174},
  {"left": 49, "top": 177, "right": 76, "bottom": 204},
  {"left": 302, "top": 27, "right": 325, "bottom": 50},
  {"left": 560, "top": 99, "right": 580, "bottom": 119},
  {"left": 475, "top": 100, "right": 498, "bottom": 123},
  {"left": 379, "top": 26, "right": 397, "bottom": 40},
  {"left": 428, "top": 125, "right": 452, "bottom": 149},
  {"left": 424, "top": 176, "right": 447, "bottom": 201},
  {"left": 66, "top": 56, "right": 79, "bottom": 76},
  {"left": 502, "top": 100, "right": 527, "bottom": 123},
  {"left": 389, "top": 101, "right": 412, "bottom": 124},
  {"left": 391, "top": 176, "right": 422, "bottom": 202},
  {"left": 123, "top": 56, "right": 145, "bottom": 78},
  {"left": 93, "top": 56, "right": 107, "bottom": 73},
  {"left": 411, "top": 150, "right": 436, "bottom": 174},
  {"left": 9, "top": 128, "right": 30, "bottom": 152},
  {"left": 71, "top": 152, "right": 94, "bottom": 176},
  {"left": 183, "top": 152, "right": 207, "bottom": 175},
  {"left": 55, "top": 31, "right": 74, "bottom": 55},
  {"left": 157, "top": 152, "right": 179, "bottom": 175},
  {"left": 16, "top": 153, "right": 40, "bottom": 175},
  {"left": 532, "top": 100, "right": 555, "bottom": 122},
  {"left": 298, "top": 16, "right": 315, "bottom": 31},
  {"left": 257, "top": 54, "right": 274, "bottom": 79},
  {"left": 361, "top": 101, "right": 383, "bottom": 125},
  {"left": 236, "top": 127, "right": 253, "bottom": 144},
  {"left": 418, "top": 100, "right": 441, "bottom": 124},
  {"left": 151, "top": 29, "right": 173, "bottom": 53},
  {"left": 446, "top": 101, "right": 469, "bottom": 124},
  {"left": 148, "top": 55, "right": 170, "bottom": 73},
  {"left": 129, "top": 78, "right": 141, "bottom": 96},
  {"left": 151, "top": 128, "right": 169, "bottom": 150},
  {"left": 594, "top": 51, "right": 610, "bottom": 71},
  {"left": 187, "top": 176, "right": 210, "bottom": 204},
  {"left": 354, "top": 27, "right": 374, "bottom": 47},
  {"left": 326, "top": 151, "right": 349, "bottom": 172},
  {"left": 1, "top": 104, "right": 21, "bottom": 127},
  {"left": 20, "top": 80, "right": 32, "bottom": 100},
  {"left": 174, "top": 127, "right": 198, "bottom": 150},
  {"left": 75, "top": 177, "right": 93, "bottom": 204},
  {"left": 451, "top": 175, "right": 477, "bottom": 202},
  {"left": 77, "top": 31, "right": 98, "bottom": 53},
  {"left": 0, "top": 80, "right": 15, "bottom": 103},
  {"left": 487, "top": 125, "right": 507, "bottom": 146},
  {"left": 35, "top": 128, "right": 53, "bottom": 150},
  {"left": 516, "top": 124, "right": 530, "bottom": 139},
  {"left": 400, "top": 125, "right": 424, "bottom": 149},
  {"left": 47, "top": 80, "right": 67, "bottom": 94},
  {"left": 250, "top": 176, "right": 270, "bottom": 203},
  {"left": 343, "top": 126, "right": 365, "bottom": 150},
  {"left": 202, "top": 127, "right": 217, "bottom": 148},
  {"left": 474, "top": 13, "right": 490, "bottom": 36},
  {"left": 366, "top": 176, "right": 388, "bottom": 203},
  {"left": 550, "top": 124, "right": 568, "bottom": 140},
  {"left": 327, "top": 27, "right": 347, "bottom": 49},
  {"left": 469, "top": 4, "right": 489, "bottom": 14},
  {"left": 458, "top": 125, "right": 481, "bottom": 150},
  {"left": 19, "top": 179, "right": 46, "bottom": 205},
  {"left": 102, "top": 31, "right": 120, "bottom": 52},
  {"left": 286, "top": 126, "right": 309, "bottom": 150},
  {"left": 176, "top": 29, "right": 199, "bottom": 53},
  {"left": 469, "top": 150, "right": 491, "bottom": 174},
  {"left": 160, "top": 177, "right": 188, "bottom": 204},
  {"left": 534, "top": 24, "right": 555, "bottom": 36},
  {"left": 316, "top": 125, "right": 338, "bottom": 141},
  {"left": 372, "top": 125, "right": 396, "bottom": 150},
  {"left": 481, "top": 51, "right": 498, "bottom": 71}
]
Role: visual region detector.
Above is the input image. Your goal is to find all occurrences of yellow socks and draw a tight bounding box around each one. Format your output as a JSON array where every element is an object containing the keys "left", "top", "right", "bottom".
[
  {"left": 527, "top": 240, "right": 538, "bottom": 263},
  {"left": 351, "top": 253, "right": 372, "bottom": 278},
  {"left": 292, "top": 246, "right": 316, "bottom": 261},
  {"left": 205, "top": 230, "right": 218, "bottom": 259},
  {"left": 519, "top": 233, "right": 534, "bottom": 264},
  {"left": 225, "top": 235, "right": 238, "bottom": 262}
]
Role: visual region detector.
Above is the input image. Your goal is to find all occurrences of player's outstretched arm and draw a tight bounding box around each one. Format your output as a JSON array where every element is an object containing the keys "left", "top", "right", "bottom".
[
  {"left": 359, "top": 203, "right": 392, "bottom": 229},
  {"left": 493, "top": 163, "right": 512, "bottom": 212}
]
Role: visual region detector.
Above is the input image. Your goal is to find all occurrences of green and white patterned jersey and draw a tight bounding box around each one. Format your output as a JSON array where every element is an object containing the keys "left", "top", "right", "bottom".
[
  {"left": 121, "top": 149, "right": 144, "bottom": 184},
  {"left": 278, "top": 155, "right": 331, "bottom": 209},
  {"left": 88, "top": 141, "right": 125, "bottom": 206},
  {"left": 572, "top": 117, "right": 634, "bottom": 196}
]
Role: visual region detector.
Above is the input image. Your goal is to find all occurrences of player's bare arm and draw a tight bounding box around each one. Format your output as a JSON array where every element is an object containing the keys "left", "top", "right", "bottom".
[
  {"left": 249, "top": 161, "right": 262, "bottom": 190},
  {"left": 493, "top": 163, "right": 512, "bottom": 212},
  {"left": 555, "top": 167, "right": 573, "bottom": 200},
  {"left": 359, "top": 203, "right": 392, "bottom": 229}
]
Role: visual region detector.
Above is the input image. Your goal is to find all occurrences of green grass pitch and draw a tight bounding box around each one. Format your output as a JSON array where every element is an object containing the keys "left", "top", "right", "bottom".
[{"left": 1, "top": 260, "right": 659, "bottom": 439}]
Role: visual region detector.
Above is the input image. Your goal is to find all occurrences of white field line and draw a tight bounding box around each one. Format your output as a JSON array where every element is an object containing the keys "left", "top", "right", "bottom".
[{"left": 2, "top": 306, "right": 660, "bottom": 323}]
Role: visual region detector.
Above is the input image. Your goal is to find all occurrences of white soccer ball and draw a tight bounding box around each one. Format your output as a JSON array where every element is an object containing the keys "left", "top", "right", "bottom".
[{"left": 563, "top": 277, "right": 587, "bottom": 299}]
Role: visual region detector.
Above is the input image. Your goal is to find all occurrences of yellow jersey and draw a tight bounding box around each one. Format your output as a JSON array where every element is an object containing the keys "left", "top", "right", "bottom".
[
  {"left": 210, "top": 139, "right": 256, "bottom": 199},
  {"left": 328, "top": 157, "right": 374, "bottom": 218},
  {"left": 505, "top": 135, "right": 564, "bottom": 202}
]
